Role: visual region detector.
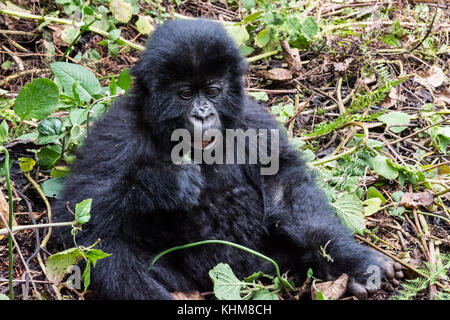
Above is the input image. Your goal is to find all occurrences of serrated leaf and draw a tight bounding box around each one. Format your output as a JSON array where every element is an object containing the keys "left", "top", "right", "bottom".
[
  {"left": 372, "top": 155, "right": 399, "bottom": 180},
  {"left": 301, "top": 16, "right": 318, "bottom": 40},
  {"left": 75, "top": 198, "right": 92, "bottom": 225},
  {"left": 331, "top": 194, "right": 365, "bottom": 233},
  {"left": 46, "top": 247, "right": 83, "bottom": 284},
  {"left": 85, "top": 249, "right": 111, "bottom": 267},
  {"left": 14, "top": 78, "right": 59, "bottom": 121},
  {"left": 51, "top": 62, "right": 101, "bottom": 102},
  {"left": 209, "top": 263, "right": 245, "bottom": 300},
  {"left": 110, "top": 0, "right": 133, "bottom": 23}
]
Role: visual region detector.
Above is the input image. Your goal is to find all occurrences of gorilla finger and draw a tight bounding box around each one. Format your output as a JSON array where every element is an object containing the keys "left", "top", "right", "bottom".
[
  {"left": 365, "top": 284, "right": 378, "bottom": 295},
  {"left": 349, "top": 282, "right": 368, "bottom": 300},
  {"left": 393, "top": 262, "right": 402, "bottom": 271},
  {"left": 395, "top": 271, "right": 404, "bottom": 279},
  {"left": 383, "top": 263, "right": 395, "bottom": 279},
  {"left": 382, "top": 282, "right": 394, "bottom": 292},
  {"left": 391, "top": 278, "right": 400, "bottom": 286}
]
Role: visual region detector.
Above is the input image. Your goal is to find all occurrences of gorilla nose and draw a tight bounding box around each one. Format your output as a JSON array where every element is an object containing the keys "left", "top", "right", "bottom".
[{"left": 190, "top": 108, "right": 217, "bottom": 127}]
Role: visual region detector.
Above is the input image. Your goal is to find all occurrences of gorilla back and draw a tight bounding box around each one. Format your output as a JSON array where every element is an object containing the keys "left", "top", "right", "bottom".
[{"left": 52, "top": 19, "right": 403, "bottom": 300}]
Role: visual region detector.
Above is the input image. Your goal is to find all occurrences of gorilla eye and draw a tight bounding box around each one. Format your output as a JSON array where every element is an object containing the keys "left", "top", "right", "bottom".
[
  {"left": 204, "top": 87, "right": 221, "bottom": 98},
  {"left": 179, "top": 89, "right": 194, "bottom": 100}
]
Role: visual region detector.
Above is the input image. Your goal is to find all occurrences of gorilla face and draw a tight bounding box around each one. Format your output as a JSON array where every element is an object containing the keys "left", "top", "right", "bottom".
[{"left": 131, "top": 19, "right": 247, "bottom": 150}]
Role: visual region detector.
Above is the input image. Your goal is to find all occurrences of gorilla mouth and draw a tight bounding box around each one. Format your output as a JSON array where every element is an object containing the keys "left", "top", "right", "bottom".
[{"left": 192, "top": 136, "right": 216, "bottom": 150}]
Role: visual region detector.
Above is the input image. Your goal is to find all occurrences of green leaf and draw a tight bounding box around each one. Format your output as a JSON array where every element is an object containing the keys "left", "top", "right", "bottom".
[
  {"left": 0, "top": 294, "right": 9, "bottom": 300},
  {"left": 50, "top": 166, "right": 70, "bottom": 178},
  {"left": 18, "top": 157, "right": 36, "bottom": 173},
  {"left": 239, "top": 46, "right": 255, "bottom": 56},
  {"left": 391, "top": 191, "right": 404, "bottom": 203},
  {"left": 372, "top": 155, "right": 399, "bottom": 180},
  {"left": 82, "top": 260, "right": 91, "bottom": 291},
  {"left": 209, "top": 263, "right": 245, "bottom": 300},
  {"left": 378, "top": 111, "right": 410, "bottom": 133},
  {"left": 46, "top": 247, "right": 84, "bottom": 284},
  {"left": 108, "top": 29, "right": 121, "bottom": 42},
  {"left": 61, "top": 26, "right": 79, "bottom": 45},
  {"left": 14, "top": 78, "right": 59, "bottom": 121},
  {"left": 85, "top": 249, "right": 111, "bottom": 267},
  {"left": 0, "top": 120, "right": 8, "bottom": 145},
  {"left": 241, "top": 0, "right": 256, "bottom": 9},
  {"left": 38, "top": 145, "right": 61, "bottom": 170},
  {"left": 244, "top": 271, "right": 273, "bottom": 282},
  {"left": 252, "top": 289, "right": 279, "bottom": 300},
  {"left": 255, "top": 28, "right": 271, "bottom": 48},
  {"left": 69, "top": 108, "right": 88, "bottom": 126},
  {"left": 248, "top": 91, "right": 269, "bottom": 102},
  {"left": 135, "top": 16, "right": 154, "bottom": 35},
  {"left": 301, "top": 17, "right": 318, "bottom": 40},
  {"left": 363, "top": 198, "right": 382, "bottom": 216},
  {"left": 51, "top": 62, "right": 102, "bottom": 102},
  {"left": 41, "top": 177, "right": 65, "bottom": 198},
  {"left": 381, "top": 34, "right": 400, "bottom": 47},
  {"left": 38, "top": 117, "right": 63, "bottom": 136},
  {"left": 331, "top": 193, "right": 366, "bottom": 234},
  {"left": 117, "top": 68, "right": 131, "bottom": 92},
  {"left": 110, "top": 0, "right": 133, "bottom": 23},
  {"left": 75, "top": 198, "right": 92, "bottom": 225},
  {"left": 366, "top": 186, "right": 387, "bottom": 204},
  {"left": 225, "top": 25, "right": 249, "bottom": 47}
]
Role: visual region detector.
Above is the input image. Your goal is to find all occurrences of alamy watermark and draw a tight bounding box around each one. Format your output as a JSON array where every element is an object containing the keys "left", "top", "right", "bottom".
[{"left": 171, "top": 127, "right": 280, "bottom": 175}]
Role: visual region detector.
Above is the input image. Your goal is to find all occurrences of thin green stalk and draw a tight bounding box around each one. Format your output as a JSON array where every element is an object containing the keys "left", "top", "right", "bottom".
[
  {"left": 61, "top": 18, "right": 97, "bottom": 61},
  {"left": 150, "top": 239, "right": 294, "bottom": 290},
  {"left": 0, "top": 147, "right": 14, "bottom": 300}
]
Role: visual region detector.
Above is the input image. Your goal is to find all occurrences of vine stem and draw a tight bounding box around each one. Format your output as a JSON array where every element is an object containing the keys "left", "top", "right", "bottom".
[
  {"left": 150, "top": 239, "right": 294, "bottom": 290},
  {"left": 23, "top": 172, "right": 52, "bottom": 248},
  {"left": 0, "top": 8, "right": 146, "bottom": 51},
  {"left": 0, "top": 147, "right": 14, "bottom": 299}
]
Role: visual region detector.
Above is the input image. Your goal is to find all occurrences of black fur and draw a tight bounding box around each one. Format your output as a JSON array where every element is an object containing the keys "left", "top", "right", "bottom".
[{"left": 52, "top": 19, "right": 401, "bottom": 299}]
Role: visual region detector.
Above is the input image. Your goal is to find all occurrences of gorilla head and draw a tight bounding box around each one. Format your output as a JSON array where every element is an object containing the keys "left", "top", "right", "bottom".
[{"left": 131, "top": 19, "right": 247, "bottom": 151}]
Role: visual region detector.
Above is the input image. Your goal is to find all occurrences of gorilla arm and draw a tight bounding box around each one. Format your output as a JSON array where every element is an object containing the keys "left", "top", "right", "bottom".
[{"left": 241, "top": 102, "right": 403, "bottom": 299}]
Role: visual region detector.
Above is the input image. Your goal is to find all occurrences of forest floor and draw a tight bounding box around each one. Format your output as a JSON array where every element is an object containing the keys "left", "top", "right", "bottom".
[{"left": 0, "top": 0, "right": 449, "bottom": 301}]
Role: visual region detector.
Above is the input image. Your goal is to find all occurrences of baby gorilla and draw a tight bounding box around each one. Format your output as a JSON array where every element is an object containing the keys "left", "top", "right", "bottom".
[{"left": 52, "top": 19, "right": 403, "bottom": 299}]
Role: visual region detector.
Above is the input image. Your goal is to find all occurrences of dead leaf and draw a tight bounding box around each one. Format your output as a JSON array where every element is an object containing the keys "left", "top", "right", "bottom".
[
  {"left": 414, "top": 66, "right": 446, "bottom": 88},
  {"left": 311, "top": 273, "right": 348, "bottom": 300},
  {"left": 280, "top": 40, "right": 303, "bottom": 74},
  {"left": 381, "top": 87, "right": 400, "bottom": 109},
  {"left": 333, "top": 58, "right": 354, "bottom": 73},
  {"left": 400, "top": 191, "right": 434, "bottom": 208},
  {"left": 0, "top": 190, "right": 17, "bottom": 229},
  {"left": 260, "top": 68, "right": 292, "bottom": 81},
  {"left": 435, "top": 87, "right": 450, "bottom": 106},
  {"left": 170, "top": 291, "right": 205, "bottom": 300}
]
